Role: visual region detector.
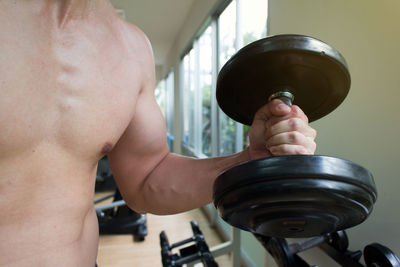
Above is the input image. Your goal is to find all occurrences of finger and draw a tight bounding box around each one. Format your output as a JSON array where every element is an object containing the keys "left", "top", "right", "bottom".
[
  {"left": 291, "top": 105, "right": 309, "bottom": 123},
  {"left": 265, "top": 132, "right": 315, "bottom": 151},
  {"left": 269, "top": 144, "right": 315, "bottom": 156},
  {"left": 265, "top": 104, "right": 309, "bottom": 127},
  {"left": 266, "top": 117, "right": 317, "bottom": 139},
  {"left": 266, "top": 132, "right": 317, "bottom": 154},
  {"left": 253, "top": 99, "right": 291, "bottom": 122}
]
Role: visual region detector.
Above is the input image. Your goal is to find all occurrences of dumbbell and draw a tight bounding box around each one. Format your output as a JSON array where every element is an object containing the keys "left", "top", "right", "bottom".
[
  {"left": 213, "top": 34, "right": 377, "bottom": 238},
  {"left": 258, "top": 231, "right": 349, "bottom": 267}
]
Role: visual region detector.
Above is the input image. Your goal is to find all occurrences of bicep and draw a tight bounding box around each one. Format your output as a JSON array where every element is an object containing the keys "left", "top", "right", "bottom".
[
  {"left": 108, "top": 89, "right": 169, "bottom": 194},
  {"left": 108, "top": 26, "right": 169, "bottom": 195}
]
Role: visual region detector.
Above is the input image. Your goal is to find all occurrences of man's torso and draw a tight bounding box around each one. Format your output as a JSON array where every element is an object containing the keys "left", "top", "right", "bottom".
[{"left": 0, "top": 1, "right": 145, "bottom": 265}]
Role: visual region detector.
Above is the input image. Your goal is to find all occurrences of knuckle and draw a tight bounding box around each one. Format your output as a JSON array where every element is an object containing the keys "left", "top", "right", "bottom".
[
  {"left": 312, "top": 128, "right": 317, "bottom": 138},
  {"left": 300, "top": 146, "right": 311, "bottom": 155},
  {"left": 288, "top": 118, "right": 302, "bottom": 130},
  {"left": 304, "top": 141, "right": 316, "bottom": 154},
  {"left": 293, "top": 146, "right": 309, "bottom": 155},
  {"left": 280, "top": 144, "right": 292, "bottom": 154},
  {"left": 288, "top": 131, "right": 301, "bottom": 144},
  {"left": 292, "top": 105, "right": 309, "bottom": 122},
  {"left": 310, "top": 141, "right": 317, "bottom": 152}
]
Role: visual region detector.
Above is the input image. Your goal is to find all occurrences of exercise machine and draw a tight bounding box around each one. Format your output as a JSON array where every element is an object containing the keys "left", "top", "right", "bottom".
[{"left": 95, "top": 156, "right": 148, "bottom": 241}]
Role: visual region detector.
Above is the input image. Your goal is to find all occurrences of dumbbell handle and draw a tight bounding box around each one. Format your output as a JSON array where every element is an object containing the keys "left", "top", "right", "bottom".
[
  {"left": 268, "top": 91, "right": 295, "bottom": 106},
  {"left": 289, "top": 235, "right": 326, "bottom": 255}
]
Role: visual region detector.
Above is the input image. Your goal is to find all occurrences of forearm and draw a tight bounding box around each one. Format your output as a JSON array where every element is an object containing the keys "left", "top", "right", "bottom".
[{"left": 130, "top": 150, "right": 250, "bottom": 215}]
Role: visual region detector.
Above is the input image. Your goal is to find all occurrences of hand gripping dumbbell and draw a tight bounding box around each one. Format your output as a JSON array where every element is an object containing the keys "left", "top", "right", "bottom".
[{"left": 213, "top": 34, "right": 377, "bottom": 238}]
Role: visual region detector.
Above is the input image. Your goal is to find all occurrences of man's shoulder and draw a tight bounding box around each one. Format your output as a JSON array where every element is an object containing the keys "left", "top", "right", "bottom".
[{"left": 117, "top": 19, "right": 154, "bottom": 56}]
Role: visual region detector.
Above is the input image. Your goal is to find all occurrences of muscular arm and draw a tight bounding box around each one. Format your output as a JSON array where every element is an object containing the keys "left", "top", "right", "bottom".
[
  {"left": 108, "top": 26, "right": 250, "bottom": 214},
  {"left": 108, "top": 79, "right": 250, "bottom": 214},
  {"left": 108, "top": 25, "right": 316, "bottom": 215}
]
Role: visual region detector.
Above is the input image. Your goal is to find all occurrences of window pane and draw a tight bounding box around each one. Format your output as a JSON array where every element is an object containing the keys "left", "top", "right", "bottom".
[
  {"left": 218, "top": 0, "right": 237, "bottom": 155},
  {"left": 182, "top": 54, "right": 190, "bottom": 144},
  {"left": 199, "top": 26, "right": 213, "bottom": 156},
  {"left": 188, "top": 48, "right": 196, "bottom": 148},
  {"left": 241, "top": 0, "right": 268, "bottom": 148},
  {"left": 219, "top": 1, "right": 237, "bottom": 68},
  {"left": 241, "top": 0, "right": 268, "bottom": 46},
  {"left": 166, "top": 71, "right": 174, "bottom": 135},
  {"left": 155, "top": 80, "right": 166, "bottom": 117}
]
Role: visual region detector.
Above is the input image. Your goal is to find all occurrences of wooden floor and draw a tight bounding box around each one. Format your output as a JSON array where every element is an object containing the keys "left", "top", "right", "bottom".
[{"left": 95, "top": 194, "right": 233, "bottom": 267}]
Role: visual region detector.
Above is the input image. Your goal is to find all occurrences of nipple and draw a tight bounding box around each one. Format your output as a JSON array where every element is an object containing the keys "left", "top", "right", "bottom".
[{"left": 101, "top": 143, "right": 114, "bottom": 154}]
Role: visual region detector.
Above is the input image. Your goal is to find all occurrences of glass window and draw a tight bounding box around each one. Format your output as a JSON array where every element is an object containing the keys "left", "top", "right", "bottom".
[
  {"left": 188, "top": 48, "right": 196, "bottom": 148},
  {"left": 218, "top": 0, "right": 237, "bottom": 156},
  {"left": 199, "top": 26, "right": 213, "bottom": 157},
  {"left": 166, "top": 71, "right": 174, "bottom": 135},
  {"left": 181, "top": 49, "right": 196, "bottom": 149},
  {"left": 155, "top": 70, "right": 174, "bottom": 137},
  {"left": 240, "top": 0, "right": 268, "bottom": 148},
  {"left": 218, "top": 1, "right": 237, "bottom": 67},
  {"left": 182, "top": 54, "right": 190, "bottom": 145},
  {"left": 180, "top": 0, "right": 269, "bottom": 156},
  {"left": 155, "top": 79, "right": 166, "bottom": 116},
  {"left": 241, "top": 0, "right": 268, "bottom": 46}
]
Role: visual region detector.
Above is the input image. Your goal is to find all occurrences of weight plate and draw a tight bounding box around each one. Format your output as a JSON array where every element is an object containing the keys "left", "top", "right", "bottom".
[
  {"left": 213, "top": 155, "right": 377, "bottom": 238},
  {"left": 364, "top": 243, "right": 400, "bottom": 267},
  {"left": 266, "top": 238, "right": 295, "bottom": 267},
  {"left": 329, "top": 231, "right": 349, "bottom": 252},
  {"left": 216, "top": 34, "right": 350, "bottom": 125}
]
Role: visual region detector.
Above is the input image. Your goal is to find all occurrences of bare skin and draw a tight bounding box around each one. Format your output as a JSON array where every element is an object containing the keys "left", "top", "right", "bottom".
[{"left": 0, "top": 0, "right": 316, "bottom": 266}]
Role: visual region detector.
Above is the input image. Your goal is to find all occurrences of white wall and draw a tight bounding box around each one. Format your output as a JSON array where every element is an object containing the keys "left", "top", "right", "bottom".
[{"left": 267, "top": 0, "right": 400, "bottom": 265}]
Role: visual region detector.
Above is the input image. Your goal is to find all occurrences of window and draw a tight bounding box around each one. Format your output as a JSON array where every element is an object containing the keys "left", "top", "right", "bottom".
[
  {"left": 165, "top": 71, "right": 174, "bottom": 135},
  {"left": 180, "top": 0, "right": 268, "bottom": 157},
  {"left": 156, "top": 70, "right": 175, "bottom": 137},
  {"left": 181, "top": 28, "right": 213, "bottom": 156},
  {"left": 155, "top": 80, "right": 166, "bottom": 116},
  {"left": 199, "top": 26, "right": 213, "bottom": 156},
  {"left": 218, "top": 1, "right": 237, "bottom": 156},
  {"left": 182, "top": 53, "right": 192, "bottom": 147},
  {"left": 241, "top": 0, "right": 268, "bottom": 46},
  {"left": 239, "top": 0, "right": 268, "bottom": 148}
]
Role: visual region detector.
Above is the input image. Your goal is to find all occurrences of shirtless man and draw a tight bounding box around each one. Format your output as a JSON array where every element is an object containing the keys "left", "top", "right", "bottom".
[{"left": 0, "top": 1, "right": 316, "bottom": 266}]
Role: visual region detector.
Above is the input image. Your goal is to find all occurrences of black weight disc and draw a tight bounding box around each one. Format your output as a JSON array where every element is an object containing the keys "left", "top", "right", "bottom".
[
  {"left": 216, "top": 34, "right": 350, "bottom": 125},
  {"left": 266, "top": 238, "right": 295, "bottom": 267},
  {"left": 364, "top": 243, "right": 400, "bottom": 267},
  {"left": 329, "top": 231, "right": 349, "bottom": 252},
  {"left": 213, "top": 155, "right": 377, "bottom": 238}
]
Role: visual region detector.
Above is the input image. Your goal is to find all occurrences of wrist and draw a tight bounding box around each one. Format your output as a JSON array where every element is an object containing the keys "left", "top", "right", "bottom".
[{"left": 239, "top": 147, "right": 252, "bottom": 163}]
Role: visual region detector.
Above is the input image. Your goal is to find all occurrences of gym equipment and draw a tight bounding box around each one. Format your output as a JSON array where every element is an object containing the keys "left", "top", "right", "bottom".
[
  {"left": 95, "top": 157, "right": 148, "bottom": 242},
  {"left": 95, "top": 189, "right": 148, "bottom": 241},
  {"left": 95, "top": 156, "right": 116, "bottom": 192},
  {"left": 213, "top": 34, "right": 377, "bottom": 238},
  {"left": 254, "top": 230, "right": 400, "bottom": 267},
  {"left": 160, "top": 221, "right": 218, "bottom": 267},
  {"left": 364, "top": 243, "right": 400, "bottom": 267}
]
